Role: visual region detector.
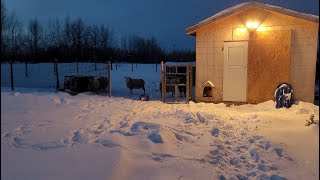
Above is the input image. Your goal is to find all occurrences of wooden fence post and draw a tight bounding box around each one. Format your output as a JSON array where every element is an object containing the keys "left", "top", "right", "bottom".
[
  {"left": 76, "top": 59, "right": 79, "bottom": 74},
  {"left": 190, "top": 65, "right": 193, "bottom": 101},
  {"left": 186, "top": 65, "right": 190, "bottom": 104},
  {"left": 108, "top": 61, "right": 111, "bottom": 97},
  {"left": 10, "top": 61, "right": 14, "bottom": 91},
  {"left": 174, "top": 84, "right": 178, "bottom": 103},
  {"left": 161, "top": 61, "right": 166, "bottom": 102},
  {"left": 25, "top": 61, "right": 28, "bottom": 77},
  {"left": 53, "top": 60, "right": 56, "bottom": 76},
  {"left": 55, "top": 60, "right": 60, "bottom": 91}
]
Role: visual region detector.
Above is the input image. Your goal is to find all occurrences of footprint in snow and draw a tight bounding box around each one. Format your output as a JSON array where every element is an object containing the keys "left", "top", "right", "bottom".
[
  {"left": 71, "top": 129, "right": 89, "bottom": 143},
  {"left": 151, "top": 153, "right": 176, "bottom": 162},
  {"left": 3, "top": 132, "right": 11, "bottom": 138},
  {"left": 196, "top": 112, "right": 206, "bottom": 123},
  {"left": 274, "top": 148, "right": 283, "bottom": 157},
  {"left": 257, "top": 164, "right": 278, "bottom": 172},
  {"left": 12, "top": 137, "right": 66, "bottom": 151},
  {"left": 249, "top": 148, "right": 260, "bottom": 162},
  {"left": 211, "top": 127, "right": 219, "bottom": 137},
  {"left": 173, "top": 132, "right": 189, "bottom": 141},
  {"left": 229, "top": 157, "right": 240, "bottom": 165},
  {"left": 258, "top": 174, "right": 286, "bottom": 180},
  {"left": 94, "top": 138, "right": 120, "bottom": 148}
]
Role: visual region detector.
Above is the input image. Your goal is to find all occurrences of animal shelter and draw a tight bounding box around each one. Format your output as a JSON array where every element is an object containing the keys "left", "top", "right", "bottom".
[
  {"left": 62, "top": 61, "right": 111, "bottom": 96},
  {"left": 186, "top": 2, "right": 319, "bottom": 104},
  {"left": 161, "top": 61, "right": 194, "bottom": 103}
]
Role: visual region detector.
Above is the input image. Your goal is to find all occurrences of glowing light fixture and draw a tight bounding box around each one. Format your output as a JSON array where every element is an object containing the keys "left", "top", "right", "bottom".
[
  {"left": 257, "top": 26, "right": 267, "bottom": 31},
  {"left": 256, "top": 26, "right": 272, "bottom": 31},
  {"left": 235, "top": 27, "right": 247, "bottom": 32},
  {"left": 245, "top": 21, "right": 259, "bottom": 30}
]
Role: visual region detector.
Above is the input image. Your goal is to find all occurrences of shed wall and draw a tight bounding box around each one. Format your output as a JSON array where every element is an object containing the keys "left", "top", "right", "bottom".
[{"left": 195, "top": 8, "right": 318, "bottom": 103}]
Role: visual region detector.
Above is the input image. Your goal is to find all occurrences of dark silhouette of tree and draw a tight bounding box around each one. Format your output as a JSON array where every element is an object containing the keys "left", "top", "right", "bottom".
[
  {"left": 1, "top": 1, "right": 8, "bottom": 61},
  {"left": 71, "top": 18, "right": 85, "bottom": 61},
  {"left": 28, "top": 18, "right": 42, "bottom": 62},
  {"left": 0, "top": 2, "right": 195, "bottom": 63}
]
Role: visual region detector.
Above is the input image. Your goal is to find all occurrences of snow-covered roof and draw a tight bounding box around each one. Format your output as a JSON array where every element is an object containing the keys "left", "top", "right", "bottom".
[
  {"left": 165, "top": 61, "right": 195, "bottom": 67},
  {"left": 186, "top": 1, "right": 319, "bottom": 36}
]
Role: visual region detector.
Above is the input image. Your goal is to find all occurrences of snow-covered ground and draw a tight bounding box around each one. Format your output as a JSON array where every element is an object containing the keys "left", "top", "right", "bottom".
[{"left": 1, "top": 63, "right": 319, "bottom": 180}]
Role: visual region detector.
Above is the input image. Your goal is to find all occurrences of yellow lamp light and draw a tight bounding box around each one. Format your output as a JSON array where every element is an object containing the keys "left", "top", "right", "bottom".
[
  {"left": 235, "top": 27, "right": 247, "bottom": 32},
  {"left": 257, "top": 26, "right": 267, "bottom": 31},
  {"left": 246, "top": 21, "right": 259, "bottom": 30}
]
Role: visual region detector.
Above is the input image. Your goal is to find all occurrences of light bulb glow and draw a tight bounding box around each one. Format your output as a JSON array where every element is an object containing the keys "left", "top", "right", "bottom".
[
  {"left": 246, "top": 22, "right": 259, "bottom": 29},
  {"left": 257, "top": 26, "right": 267, "bottom": 31},
  {"left": 235, "top": 27, "right": 247, "bottom": 32}
]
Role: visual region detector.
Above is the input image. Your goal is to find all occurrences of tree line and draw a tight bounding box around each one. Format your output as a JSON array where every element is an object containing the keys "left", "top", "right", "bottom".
[{"left": 1, "top": 2, "right": 195, "bottom": 64}]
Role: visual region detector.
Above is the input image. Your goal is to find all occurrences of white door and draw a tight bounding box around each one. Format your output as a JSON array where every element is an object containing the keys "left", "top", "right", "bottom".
[{"left": 223, "top": 41, "right": 248, "bottom": 102}]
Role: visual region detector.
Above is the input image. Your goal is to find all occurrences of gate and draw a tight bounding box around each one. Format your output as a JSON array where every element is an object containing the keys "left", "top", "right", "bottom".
[{"left": 161, "top": 61, "right": 193, "bottom": 103}]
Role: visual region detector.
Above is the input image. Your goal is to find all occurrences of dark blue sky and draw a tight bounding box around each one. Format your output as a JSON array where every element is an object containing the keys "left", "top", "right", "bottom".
[{"left": 5, "top": 0, "right": 319, "bottom": 51}]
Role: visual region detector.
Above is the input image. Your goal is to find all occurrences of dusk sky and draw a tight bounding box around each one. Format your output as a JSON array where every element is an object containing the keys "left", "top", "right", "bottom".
[{"left": 4, "top": 0, "right": 319, "bottom": 51}]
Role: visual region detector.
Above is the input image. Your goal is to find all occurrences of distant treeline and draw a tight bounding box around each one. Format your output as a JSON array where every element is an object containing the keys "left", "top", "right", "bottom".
[{"left": 1, "top": 2, "right": 195, "bottom": 63}]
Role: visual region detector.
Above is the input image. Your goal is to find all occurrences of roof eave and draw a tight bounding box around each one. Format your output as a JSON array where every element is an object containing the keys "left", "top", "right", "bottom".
[{"left": 185, "top": 1, "right": 319, "bottom": 36}]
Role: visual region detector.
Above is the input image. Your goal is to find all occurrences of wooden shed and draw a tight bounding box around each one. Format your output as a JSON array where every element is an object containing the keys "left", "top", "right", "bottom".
[{"left": 186, "top": 1, "right": 319, "bottom": 104}]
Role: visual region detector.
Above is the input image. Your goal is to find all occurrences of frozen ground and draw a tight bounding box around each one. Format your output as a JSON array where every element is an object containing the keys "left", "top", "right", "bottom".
[{"left": 1, "top": 63, "right": 319, "bottom": 180}]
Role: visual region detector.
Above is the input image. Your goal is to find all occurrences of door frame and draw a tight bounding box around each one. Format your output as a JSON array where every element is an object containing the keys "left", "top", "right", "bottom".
[{"left": 223, "top": 41, "right": 248, "bottom": 102}]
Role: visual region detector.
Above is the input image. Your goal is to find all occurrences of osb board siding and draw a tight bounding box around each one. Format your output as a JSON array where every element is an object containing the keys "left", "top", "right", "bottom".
[{"left": 247, "top": 30, "right": 291, "bottom": 104}]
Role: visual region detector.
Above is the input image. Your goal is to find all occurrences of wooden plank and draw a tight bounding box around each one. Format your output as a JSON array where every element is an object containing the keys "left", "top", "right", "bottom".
[
  {"left": 174, "top": 85, "right": 178, "bottom": 102},
  {"left": 166, "top": 64, "right": 193, "bottom": 68},
  {"left": 247, "top": 30, "right": 291, "bottom": 103},
  {"left": 165, "top": 73, "right": 187, "bottom": 75},
  {"left": 166, "top": 84, "right": 187, "bottom": 86}
]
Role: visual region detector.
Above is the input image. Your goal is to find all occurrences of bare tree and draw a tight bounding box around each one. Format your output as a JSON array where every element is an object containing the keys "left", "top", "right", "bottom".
[
  {"left": 70, "top": 18, "right": 85, "bottom": 60},
  {"left": 99, "top": 25, "right": 110, "bottom": 50},
  {"left": 82, "top": 25, "right": 91, "bottom": 60},
  {"left": 28, "top": 18, "right": 42, "bottom": 61},
  {"left": 120, "top": 36, "right": 127, "bottom": 52},
  {"left": 89, "top": 25, "right": 100, "bottom": 61},
  {"left": 5, "top": 11, "right": 21, "bottom": 61},
  {"left": 47, "top": 18, "right": 63, "bottom": 48},
  {"left": 1, "top": 1, "right": 8, "bottom": 60},
  {"left": 63, "top": 16, "right": 72, "bottom": 49}
]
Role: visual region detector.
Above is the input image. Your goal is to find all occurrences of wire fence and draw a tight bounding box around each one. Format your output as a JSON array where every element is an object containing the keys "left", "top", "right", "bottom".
[{"left": 1, "top": 62, "right": 110, "bottom": 90}]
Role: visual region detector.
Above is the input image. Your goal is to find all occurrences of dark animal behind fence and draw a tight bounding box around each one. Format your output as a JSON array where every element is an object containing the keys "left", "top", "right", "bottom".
[
  {"left": 160, "top": 77, "right": 186, "bottom": 97},
  {"left": 88, "top": 76, "right": 108, "bottom": 94},
  {"left": 124, "top": 76, "right": 145, "bottom": 94}
]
